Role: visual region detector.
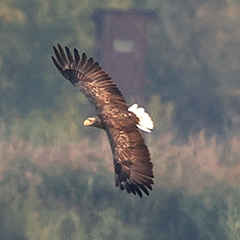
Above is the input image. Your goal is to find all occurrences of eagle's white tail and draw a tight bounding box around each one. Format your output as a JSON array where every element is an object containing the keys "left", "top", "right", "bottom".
[{"left": 128, "top": 103, "right": 154, "bottom": 133}]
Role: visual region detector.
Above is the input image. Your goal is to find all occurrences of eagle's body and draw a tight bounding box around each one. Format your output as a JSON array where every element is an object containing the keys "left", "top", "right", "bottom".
[{"left": 52, "top": 44, "right": 154, "bottom": 197}]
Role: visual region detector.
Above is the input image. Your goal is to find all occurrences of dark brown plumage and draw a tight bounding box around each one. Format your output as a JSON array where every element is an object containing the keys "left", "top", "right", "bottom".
[{"left": 52, "top": 44, "right": 154, "bottom": 197}]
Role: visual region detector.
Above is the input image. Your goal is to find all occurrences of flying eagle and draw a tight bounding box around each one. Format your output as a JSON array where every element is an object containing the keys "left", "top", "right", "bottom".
[{"left": 52, "top": 44, "right": 154, "bottom": 197}]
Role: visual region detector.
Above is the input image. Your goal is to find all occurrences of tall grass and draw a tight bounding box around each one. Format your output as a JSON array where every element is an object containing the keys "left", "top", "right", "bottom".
[{"left": 1, "top": 118, "right": 240, "bottom": 239}]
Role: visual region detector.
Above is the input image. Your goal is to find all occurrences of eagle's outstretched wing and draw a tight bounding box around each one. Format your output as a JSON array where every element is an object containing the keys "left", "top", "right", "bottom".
[
  {"left": 52, "top": 44, "right": 127, "bottom": 112},
  {"left": 52, "top": 44, "right": 154, "bottom": 197},
  {"left": 105, "top": 109, "right": 154, "bottom": 197}
]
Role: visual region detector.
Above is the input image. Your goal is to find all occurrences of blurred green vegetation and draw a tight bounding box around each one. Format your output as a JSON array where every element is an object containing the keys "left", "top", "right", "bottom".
[
  {"left": 1, "top": 0, "right": 240, "bottom": 239},
  {"left": 2, "top": 153, "right": 240, "bottom": 240}
]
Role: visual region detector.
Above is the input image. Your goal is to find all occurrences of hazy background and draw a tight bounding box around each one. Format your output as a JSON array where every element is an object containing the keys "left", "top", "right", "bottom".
[{"left": 1, "top": 0, "right": 240, "bottom": 239}]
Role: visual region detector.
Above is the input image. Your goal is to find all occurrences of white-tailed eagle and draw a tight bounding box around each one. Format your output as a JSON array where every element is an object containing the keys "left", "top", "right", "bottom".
[{"left": 52, "top": 44, "right": 154, "bottom": 197}]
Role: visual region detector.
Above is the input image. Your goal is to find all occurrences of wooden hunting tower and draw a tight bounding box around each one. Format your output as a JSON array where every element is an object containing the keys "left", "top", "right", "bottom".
[{"left": 94, "top": 9, "right": 154, "bottom": 100}]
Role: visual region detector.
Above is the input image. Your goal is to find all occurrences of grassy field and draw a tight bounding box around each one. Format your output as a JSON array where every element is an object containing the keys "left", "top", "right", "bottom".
[{"left": 1, "top": 125, "right": 240, "bottom": 240}]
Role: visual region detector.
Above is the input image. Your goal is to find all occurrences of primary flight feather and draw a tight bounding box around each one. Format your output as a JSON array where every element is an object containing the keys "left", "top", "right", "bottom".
[{"left": 52, "top": 44, "right": 154, "bottom": 197}]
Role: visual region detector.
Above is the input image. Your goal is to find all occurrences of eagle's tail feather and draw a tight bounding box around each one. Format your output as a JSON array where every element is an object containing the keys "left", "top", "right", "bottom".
[{"left": 128, "top": 103, "right": 154, "bottom": 133}]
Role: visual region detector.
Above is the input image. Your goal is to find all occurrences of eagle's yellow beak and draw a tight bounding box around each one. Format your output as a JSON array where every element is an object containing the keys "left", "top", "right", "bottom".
[{"left": 83, "top": 117, "right": 95, "bottom": 126}]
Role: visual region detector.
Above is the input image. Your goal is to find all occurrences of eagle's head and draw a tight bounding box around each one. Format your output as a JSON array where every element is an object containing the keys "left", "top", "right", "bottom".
[{"left": 83, "top": 116, "right": 103, "bottom": 129}]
